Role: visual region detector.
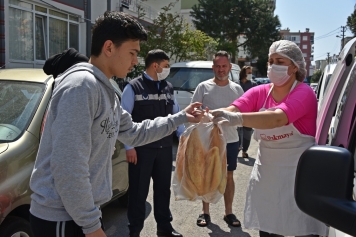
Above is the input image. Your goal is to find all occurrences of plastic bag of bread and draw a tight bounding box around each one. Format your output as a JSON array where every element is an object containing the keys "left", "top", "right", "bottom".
[{"left": 172, "top": 113, "right": 227, "bottom": 204}]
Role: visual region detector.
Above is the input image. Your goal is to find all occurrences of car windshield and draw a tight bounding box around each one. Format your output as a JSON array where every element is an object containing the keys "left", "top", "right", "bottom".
[
  {"left": 166, "top": 68, "right": 214, "bottom": 91},
  {"left": 0, "top": 81, "right": 45, "bottom": 142}
]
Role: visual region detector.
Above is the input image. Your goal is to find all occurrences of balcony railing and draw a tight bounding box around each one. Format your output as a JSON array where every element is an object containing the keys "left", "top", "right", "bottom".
[{"left": 118, "top": 0, "right": 159, "bottom": 20}]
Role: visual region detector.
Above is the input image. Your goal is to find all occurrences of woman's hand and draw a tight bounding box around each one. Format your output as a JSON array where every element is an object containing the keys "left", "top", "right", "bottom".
[{"left": 211, "top": 110, "right": 243, "bottom": 126}]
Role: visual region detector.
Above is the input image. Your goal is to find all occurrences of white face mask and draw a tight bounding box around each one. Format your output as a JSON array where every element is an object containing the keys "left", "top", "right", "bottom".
[
  {"left": 246, "top": 74, "right": 253, "bottom": 80},
  {"left": 267, "top": 64, "right": 291, "bottom": 86},
  {"left": 157, "top": 67, "right": 170, "bottom": 81}
]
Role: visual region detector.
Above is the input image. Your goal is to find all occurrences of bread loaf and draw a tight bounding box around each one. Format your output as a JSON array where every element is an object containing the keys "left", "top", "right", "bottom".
[
  {"left": 185, "top": 128, "right": 206, "bottom": 196},
  {"left": 210, "top": 125, "right": 223, "bottom": 150},
  {"left": 210, "top": 147, "right": 223, "bottom": 192},
  {"left": 176, "top": 135, "right": 187, "bottom": 182},
  {"left": 204, "top": 146, "right": 222, "bottom": 193},
  {"left": 218, "top": 151, "right": 227, "bottom": 194},
  {"left": 176, "top": 124, "right": 227, "bottom": 200}
]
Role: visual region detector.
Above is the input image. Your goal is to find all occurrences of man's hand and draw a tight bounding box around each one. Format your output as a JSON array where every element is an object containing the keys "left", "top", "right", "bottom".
[
  {"left": 211, "top": 109, "right": 243, "bottom": 126},
  {"left": 126, "top": 148, "right": 137, "bottom": 165},
  {"left": 184, "top": 102, "right": 207, "bottom": 123},
  {"left": 85, "top": 227, "right": 106, "bottom": 237}
]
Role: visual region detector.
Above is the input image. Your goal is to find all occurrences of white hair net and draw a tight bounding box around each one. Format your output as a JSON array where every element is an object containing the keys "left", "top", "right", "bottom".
[{"left": 268, "top": 40, "right": 306, "bottom": 81}]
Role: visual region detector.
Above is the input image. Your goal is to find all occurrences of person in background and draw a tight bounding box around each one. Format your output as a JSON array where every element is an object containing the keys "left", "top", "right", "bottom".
[
  {"left": 191, "top": 50, "right": 244, "bottom": 228},
  {"left": 121, "top": 49, "right": 184, "bottom": 237},
  {"left": 29, "top": 12, "right": 204, "bottom": 237},
  {"left": 43, "top": 48, "right": 89, "bottom": 79},
  {"left": 211, "top": 40, "right": 328, "bottom": 237},
  {"left": 239, "top": 66, "right": 257, "bottom": 158}
]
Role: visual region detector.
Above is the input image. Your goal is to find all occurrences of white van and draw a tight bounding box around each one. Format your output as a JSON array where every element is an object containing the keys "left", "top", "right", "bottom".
[
  {"left": 166, "top": 61, "right": 241, "bottom": 109},
  {"left": 316, "top": 63, "right": 337, "bottom": 111}
]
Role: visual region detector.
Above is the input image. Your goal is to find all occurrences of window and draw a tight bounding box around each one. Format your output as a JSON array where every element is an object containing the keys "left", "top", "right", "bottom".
[
  {"left": 303, "top": 36, "right": 308, "bottom": 41},
  {"left": 9, "top": 7, "right": 33, "bottom": 60},
  {"left": 302, "top": 44, "right": 307, "bottom": 49},
  {"left": 35, "top": 16, "right": 46, "bottom": 60},
  {"left": 9, "top": 1, "right": 80, "bottom": 62},
  {"left": 291, "top": 36, "right": 296, "bottom": 41},
  {"left": 49, "top": 18, "right": 68, "bottom": 56},
  {"left": 0, "top": 80, "right": 45, "bottom": 142},
  {"left": 69, "top": 24, "right": 79, "bottom": 50},
  {"left": 303, "top": 53, "right": 307, "bottom": 57},
  {"left": 166, "top": 68, "right": 215, "bottom": 91}
]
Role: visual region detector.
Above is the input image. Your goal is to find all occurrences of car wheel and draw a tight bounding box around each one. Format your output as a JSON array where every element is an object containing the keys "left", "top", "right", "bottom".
[
  {"left": 118, "top": 191, "right": 129, "bottom": 208},
  {"left": 0, "top": 216, "right": 34, "bottom": 237}
]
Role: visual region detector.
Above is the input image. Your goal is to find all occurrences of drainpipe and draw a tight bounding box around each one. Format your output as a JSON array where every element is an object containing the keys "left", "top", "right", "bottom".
[
  {"left": 107, "top": 0, "right": 111, "bottom": 11},
  {"left": 85, "top": 0, "right": 92, "bottom": 57}
]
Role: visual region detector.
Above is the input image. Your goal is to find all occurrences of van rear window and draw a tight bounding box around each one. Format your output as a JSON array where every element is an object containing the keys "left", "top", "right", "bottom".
[{"left": 166, "top": 68, "right": 214, "bottom": 91}]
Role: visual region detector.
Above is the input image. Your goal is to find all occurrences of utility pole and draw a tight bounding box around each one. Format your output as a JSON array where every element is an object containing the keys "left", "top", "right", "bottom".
[
  {"left": 327, "top": 52, "right": 330, "bottom": 64},
  {"left": 341, "top": 26, "right": 346, "bottom": 49}
]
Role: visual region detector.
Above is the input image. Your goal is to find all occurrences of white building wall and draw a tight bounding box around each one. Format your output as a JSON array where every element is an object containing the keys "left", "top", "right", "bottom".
[{"left": 91, "top": 1, "right": 107, "bottom": 21}]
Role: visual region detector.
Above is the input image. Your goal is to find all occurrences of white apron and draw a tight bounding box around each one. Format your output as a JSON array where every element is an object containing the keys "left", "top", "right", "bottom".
[{"left": 244, "top": 82, "right": 329, "bottom": 236}]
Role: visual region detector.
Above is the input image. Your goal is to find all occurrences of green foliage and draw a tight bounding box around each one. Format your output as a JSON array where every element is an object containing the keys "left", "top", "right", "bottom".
[
  {"left": 347, "top": 9, "right": 356, "bottom": 36},
  {"left": 127, "top": 64, "right": 145, "bottom": 79},
  {"left": 255, "top": 54, "right": 268, "bottom": 77},
  {"left": 311, "top": 69, "right": 322, "bottom": 83},
  {"left": 139, "top": 3, "right": 218, "bottom": 62},
  {"left": 191, "top": 0, "right": 281, "bottom": 63}
]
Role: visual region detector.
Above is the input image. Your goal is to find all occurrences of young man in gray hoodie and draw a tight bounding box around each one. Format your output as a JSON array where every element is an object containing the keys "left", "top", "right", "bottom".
[{"left": 29, "top": 11, "right": 203, "bottom": 237}]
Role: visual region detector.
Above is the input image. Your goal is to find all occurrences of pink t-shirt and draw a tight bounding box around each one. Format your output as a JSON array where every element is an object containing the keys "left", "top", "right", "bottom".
[{"left": 231, "top": 83, "right": 317, "bottom": 136}]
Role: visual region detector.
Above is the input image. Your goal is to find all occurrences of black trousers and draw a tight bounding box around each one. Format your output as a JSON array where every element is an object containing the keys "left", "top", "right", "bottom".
[
  {"left": 242, "top": 127, "right": 253, "bottom": 152},
  {"left": 127, "top": 146, "right": 173, "bottom": 233},
  {"left": 30, "top": 213, "right": 104, "bottom": 237}
]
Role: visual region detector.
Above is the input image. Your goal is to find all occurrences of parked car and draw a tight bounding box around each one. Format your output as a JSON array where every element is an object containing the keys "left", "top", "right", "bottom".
[
  {"left": 166, "top": 61, "right": 241, "bottom": 109},
  {"left": 303, "top": 78, "right": 310, "bottom": 86},
  {"left": 0, "top": 69, "right": 129, "bottom": 237},
  {"left": 294, "top": 37, "right": 356, "bottom": 237},
  {"left": 310, "top": 82, "right": 318, "bottom": 93},
  {"left": 254, "top": 77, "right": 270, "bottom": 85}
]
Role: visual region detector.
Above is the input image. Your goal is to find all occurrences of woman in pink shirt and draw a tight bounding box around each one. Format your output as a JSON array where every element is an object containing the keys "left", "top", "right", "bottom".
[{"left": 212, "top": 40, "right": 328, "bottom": 237}]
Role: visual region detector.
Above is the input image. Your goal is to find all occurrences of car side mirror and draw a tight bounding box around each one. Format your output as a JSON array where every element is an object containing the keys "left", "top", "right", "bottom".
[{"left": 295, "top": 146, "right": 356, "bottom": 236}]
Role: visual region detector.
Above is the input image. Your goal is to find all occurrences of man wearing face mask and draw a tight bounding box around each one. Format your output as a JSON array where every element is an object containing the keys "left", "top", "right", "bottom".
[
  {"left": 121, "top": 49, "right": 184, "bottom": 237},
  {"left": 238, "top": 66, "right": 257, "bottom": 158}
]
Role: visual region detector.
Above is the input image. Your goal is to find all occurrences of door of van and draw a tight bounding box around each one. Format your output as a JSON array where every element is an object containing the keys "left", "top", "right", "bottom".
[{"left": 316, "top": 37, "right": 356, "bottom": 145}]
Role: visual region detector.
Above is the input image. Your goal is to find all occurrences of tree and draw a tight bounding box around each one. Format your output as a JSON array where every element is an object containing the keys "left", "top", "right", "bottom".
[
  {"left": 191, "top": 0, "right": 281, "bottom": 63},
  {"left": 311, "top": 69, "right": 322, "bottom": 83},
  {"left": 139, "top": 3, "right": 218, "bottom": 62},
  {"left": 347, "top": 9, "right": 356, "bottom": 36}
]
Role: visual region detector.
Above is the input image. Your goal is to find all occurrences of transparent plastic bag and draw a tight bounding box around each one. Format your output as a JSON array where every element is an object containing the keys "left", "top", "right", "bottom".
[{"left": 172, "top": 113, "right": 227, "bottom": 204}]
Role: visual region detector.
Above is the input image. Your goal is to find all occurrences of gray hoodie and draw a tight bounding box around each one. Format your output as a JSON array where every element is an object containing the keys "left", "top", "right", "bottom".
[{"left": 29, "top": 63, "right": 187, "bottom": 234}]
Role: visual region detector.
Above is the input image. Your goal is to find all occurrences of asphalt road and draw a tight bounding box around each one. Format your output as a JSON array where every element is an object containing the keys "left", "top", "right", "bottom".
[{"left": 102, "top": 137, "right": 260, "bottom": 237}]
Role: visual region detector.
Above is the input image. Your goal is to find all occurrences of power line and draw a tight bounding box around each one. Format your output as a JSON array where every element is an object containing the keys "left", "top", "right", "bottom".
[
  {"left": 314, "top": 27, "right": 341, "bottom": 40},
  {"left": 314, "top": 31, "right": 339, "bottom": 41}
]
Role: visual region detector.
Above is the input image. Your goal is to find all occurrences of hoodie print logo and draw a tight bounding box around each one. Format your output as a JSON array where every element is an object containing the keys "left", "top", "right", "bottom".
[
  {"left": 260, "top": 131, "right": 294, "bottom": 141},
  {"left": 100, "top": 107, "right": 119, "bottom": 138}
]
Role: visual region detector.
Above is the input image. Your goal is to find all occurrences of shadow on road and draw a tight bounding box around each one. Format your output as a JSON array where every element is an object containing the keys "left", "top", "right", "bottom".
[
  {"left": 207, "top": 222, "right": 252, "bottom": 237},
  {"left": 102, "top": 200, "right": 152, "bottom": 236},
  {"left": 237, "top": 157, "right": 256, "bottom": 166}
]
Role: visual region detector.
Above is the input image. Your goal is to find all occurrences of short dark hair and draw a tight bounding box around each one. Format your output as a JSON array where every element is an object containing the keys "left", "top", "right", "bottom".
[
  {"left": 213, "top": 50, "right": 231, "bottom": 63},
  {"left": 240, "top": 66, "right": 252, "bottom": 80},
  {"left": 91, "top": 11, "right": 148, "bottom": 57},
  {"left": 145, "top": 49, "right": 169, "bottom": 68}
]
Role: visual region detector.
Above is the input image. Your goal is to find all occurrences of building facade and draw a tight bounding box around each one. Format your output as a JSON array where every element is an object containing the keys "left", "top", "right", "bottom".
[
  {"left": 280, "top": 28, "right": 315, "bottom": 77},
  {"left": 3, "top": 0, "right": 175, "bottom": 69}
]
